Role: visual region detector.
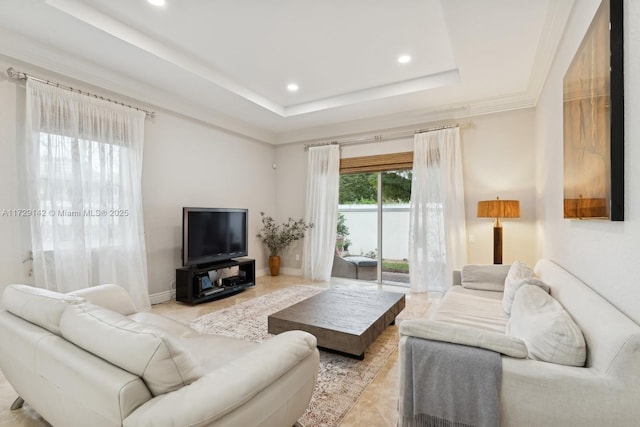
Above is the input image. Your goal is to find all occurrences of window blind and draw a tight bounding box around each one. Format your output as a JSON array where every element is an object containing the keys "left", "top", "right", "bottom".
[{"left": 339, "top": 151, "right": 413, "bottom": 174}]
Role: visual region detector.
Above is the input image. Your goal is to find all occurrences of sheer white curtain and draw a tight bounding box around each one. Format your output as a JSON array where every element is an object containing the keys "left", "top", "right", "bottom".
[
  {"left": 25, "top": 79, "right": 151, "bottom": 309},
  {"left": 302, "top": 145, "right": 340, "bottom": 281},
  {"left": 409, "top": 128, "right": 467, "bottom": 294}
]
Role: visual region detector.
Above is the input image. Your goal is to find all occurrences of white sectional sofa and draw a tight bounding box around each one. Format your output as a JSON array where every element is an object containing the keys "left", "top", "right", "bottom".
[
  {"left": 399, "top": 259, "right": 640, "bottom": 426},
  {"left": 0, "top": 284, "right": 319, "bottom": 427}
]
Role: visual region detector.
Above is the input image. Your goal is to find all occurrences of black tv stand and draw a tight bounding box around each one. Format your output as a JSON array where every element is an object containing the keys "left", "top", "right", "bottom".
[{"left": 175, "top": 258, "right": 255, "bottom": 304}]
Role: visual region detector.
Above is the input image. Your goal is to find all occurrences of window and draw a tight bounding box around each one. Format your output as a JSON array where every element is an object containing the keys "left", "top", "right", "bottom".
[
  {"left": 25, "top": 78, "right": 149, "bottom": 308},
  {"left": 36, "top": 131, "right": 126, "bottom": 250}
]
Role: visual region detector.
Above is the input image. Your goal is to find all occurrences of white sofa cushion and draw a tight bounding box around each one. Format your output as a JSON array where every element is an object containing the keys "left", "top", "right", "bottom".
[
  {"left": 128, "top": 312, "right": 199, "bottom": 337},
  {"left": 503, "top": 277, "right": 549, "bottom": 315},
  {"left": 69, "top": 284, "right": 138, "bottom": 315},
  {"left": 2, "top": 284, "right": 84, "bottom": 335},
  {"left": 400, "top": 319, "right": 528, "bottom": 358},
  {"left": 503, "top": 261, "right": 549, "bottom": 314},
  {"left": 507, "top": 284, "right": 586, "bottom": 367},
  {"left": 60, "top": 302, "right": 203, "bottom": 396},
  {"left": 430, "top": 286, "right": 508, "bottom": 333},
  {"left": 460, "top": 264, "right": 511, "bottom": 291}
]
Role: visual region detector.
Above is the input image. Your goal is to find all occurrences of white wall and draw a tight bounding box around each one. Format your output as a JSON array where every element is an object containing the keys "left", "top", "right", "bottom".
[
  {"left": 272, "top": 143, "right": 308, "bottom": 273},
  {"left": 143, "top": 113, "right": 276, "bottom": 300},
  {"left": 462, "top": 108, "right": 537, "bottom": 266},
  {"left": 339, "top": 204, "right": 411, "bottom": 259},
  {"left": 276, "top": 108, "right": 538, "bottom": 271},
  {"left": 535, "top": 0, "right": 640, "bottom": 324},
  {"left": 0, "top": 54, "right": 277, "bottom": 300}
]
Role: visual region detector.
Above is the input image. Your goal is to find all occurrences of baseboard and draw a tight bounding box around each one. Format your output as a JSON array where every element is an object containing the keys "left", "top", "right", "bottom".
[
  {"left": 256, "top": 267, "right": 302, "bottom": 277},
  {"left": 281, "top": 267, "right": 302, "bottom": 276},
  {"left": 150, "top": 289, "right": 175, "bottom": 305}
]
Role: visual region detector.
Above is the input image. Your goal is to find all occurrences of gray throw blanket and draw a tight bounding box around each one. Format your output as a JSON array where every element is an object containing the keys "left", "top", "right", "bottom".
[{"left": 401, "top": 337, "right": 501, "bottom": 427}]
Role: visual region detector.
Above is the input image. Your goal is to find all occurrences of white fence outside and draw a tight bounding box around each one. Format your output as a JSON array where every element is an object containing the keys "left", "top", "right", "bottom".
[{"left": 338, "top": 204, "right": 410, "bottom": 260}]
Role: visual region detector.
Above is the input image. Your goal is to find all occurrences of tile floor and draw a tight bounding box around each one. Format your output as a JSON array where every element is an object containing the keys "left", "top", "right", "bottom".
[{"left": 0, "top": 275, "right": 432, "bottom": 427}]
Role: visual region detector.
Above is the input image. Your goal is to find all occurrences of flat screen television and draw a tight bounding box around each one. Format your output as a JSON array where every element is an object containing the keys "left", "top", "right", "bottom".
[{"left": 182, "top": 207, "right": 248, "bottom": 266}]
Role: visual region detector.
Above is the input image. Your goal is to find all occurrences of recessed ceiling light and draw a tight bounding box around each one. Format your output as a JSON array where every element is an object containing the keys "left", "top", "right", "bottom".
[
  {"left": 398, "top": 55, "right": 412, "bottom": 64},
  {"left": 147, "top": 0, "right": 166, "bottom": 6},
  {"left": 287, "top": 83, "right": 299, "bottom": 92}
]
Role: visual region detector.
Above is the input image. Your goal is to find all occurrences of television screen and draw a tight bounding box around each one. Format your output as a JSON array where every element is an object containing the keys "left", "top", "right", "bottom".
[{"left": 182, "top": 207, "right": 248, "bottom": 266}]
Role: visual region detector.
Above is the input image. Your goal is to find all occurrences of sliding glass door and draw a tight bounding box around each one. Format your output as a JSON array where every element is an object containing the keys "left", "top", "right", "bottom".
[
  {"left": 336, "top": 172, "right": 378, "bottom": 279},
  {"left": 380, "top": 171, "right": 411, "bottom": 285},
  {"left": 335, "top": 170, "right": 411, "bottom": 286}
]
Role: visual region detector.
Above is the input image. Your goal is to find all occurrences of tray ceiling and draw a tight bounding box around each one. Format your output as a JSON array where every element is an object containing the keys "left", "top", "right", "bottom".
[{"left": 0, "top": 0, "right": 574, "bottom": 144}]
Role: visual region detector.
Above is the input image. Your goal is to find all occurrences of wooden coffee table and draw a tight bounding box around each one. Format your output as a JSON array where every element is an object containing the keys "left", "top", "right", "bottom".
[{"left": 268, "top": 288, "right": 405, "bottom": 359}]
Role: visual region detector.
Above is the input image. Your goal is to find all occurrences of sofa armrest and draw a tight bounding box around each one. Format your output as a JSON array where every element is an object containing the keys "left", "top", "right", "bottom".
[
  {"left": 69, "top": 284, "right": 138, "bottom": 315},
  {"left": 501, "top": 357, "right": 640, "bottom": 424},
  {"left": 123, "top": 331, "right": 319, "bottom": 427},
  {"left": 400, "top": 319, "right": 527, "bottom": 358}
]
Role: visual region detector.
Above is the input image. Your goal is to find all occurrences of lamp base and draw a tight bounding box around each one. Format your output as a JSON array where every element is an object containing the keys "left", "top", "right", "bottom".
[{"left": 493, "top": 226, "right": 503, "bottom": 264}]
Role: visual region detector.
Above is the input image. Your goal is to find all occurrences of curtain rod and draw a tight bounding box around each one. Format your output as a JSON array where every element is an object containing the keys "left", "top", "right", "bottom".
[
  {"left": 303, "top": 121, "right": 472, "bottom": 150},
  {"left": 6, "top": 67, "right": 156, "bottom": 119}
]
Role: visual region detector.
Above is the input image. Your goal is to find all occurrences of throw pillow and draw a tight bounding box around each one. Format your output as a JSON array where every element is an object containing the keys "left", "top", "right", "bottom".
[
  {"left": 507, "top": 284, "right": 586, "bottom": 367},
  {"left": 60, "top": 302, "right": 203, "bottom": 396},
  {"left": 504, "top": 260, "right": 534, "bottom": 283},
  {"left": 503, "top": 277, "right": 550, "bottom": 315},
  {"left": 502, "top": 261, "right": 549, "bottom": 314},
  {"left": 460, "top": 264, "right": 511, "bottom": 292}
]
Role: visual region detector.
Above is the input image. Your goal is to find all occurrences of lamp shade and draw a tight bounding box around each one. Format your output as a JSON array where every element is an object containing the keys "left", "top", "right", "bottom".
[{"left": 477, "top": 198, "right": 520, "bottom": 219}]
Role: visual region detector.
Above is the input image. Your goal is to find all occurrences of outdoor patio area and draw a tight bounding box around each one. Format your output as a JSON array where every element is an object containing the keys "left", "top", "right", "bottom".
[{"left": 332, "top": 204, "right": 410, "bottom": 286}]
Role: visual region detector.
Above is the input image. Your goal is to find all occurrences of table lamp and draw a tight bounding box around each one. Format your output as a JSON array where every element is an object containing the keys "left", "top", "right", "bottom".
[{"left": 477, "top": 197, "right": 520, "bottom": 264}]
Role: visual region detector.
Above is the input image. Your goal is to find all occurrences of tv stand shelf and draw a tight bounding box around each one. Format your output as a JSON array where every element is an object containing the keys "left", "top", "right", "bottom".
[{"left": 176, "top": 258, "right": 255, "bottom": 304}]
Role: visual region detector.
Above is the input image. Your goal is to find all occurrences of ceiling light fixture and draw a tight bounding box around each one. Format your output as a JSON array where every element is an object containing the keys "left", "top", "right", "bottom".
[
  {"left": 147, "top": 0, "right": 166, "bottom": 6},
  {"left": 287, "top": 83, "right": 299, "bottom": 92},
  {"left": 398, "top": 55, "right": 412, "bottom": 64}
]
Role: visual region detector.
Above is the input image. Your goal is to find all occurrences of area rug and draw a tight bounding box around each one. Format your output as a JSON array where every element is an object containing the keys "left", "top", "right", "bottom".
[{"left": 190, "top": 285, "right": 404, "bottom": 427}]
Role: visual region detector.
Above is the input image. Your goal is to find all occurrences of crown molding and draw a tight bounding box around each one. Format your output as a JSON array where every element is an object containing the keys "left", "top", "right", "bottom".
[
  {"left": 527, "top": 0, "right": 575, "bottom": 101},
  {"left": 274, "top": 92, "right": 537, "bottom": 145}
]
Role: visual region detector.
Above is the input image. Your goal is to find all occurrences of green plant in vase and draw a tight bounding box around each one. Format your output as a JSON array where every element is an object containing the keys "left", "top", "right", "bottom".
[{"left": 256, "top": 212, "right": 313, "bottom": 276}]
